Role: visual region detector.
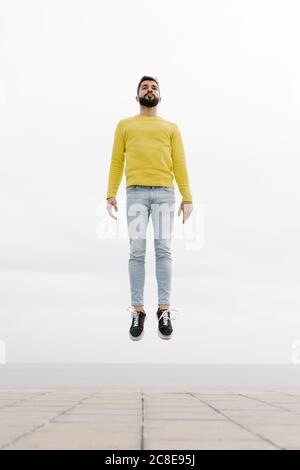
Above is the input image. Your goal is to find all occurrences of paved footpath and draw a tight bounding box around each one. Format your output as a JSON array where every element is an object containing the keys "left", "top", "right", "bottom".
[{"left": 1, "top": 387, "right": 300, "bottom": 450}]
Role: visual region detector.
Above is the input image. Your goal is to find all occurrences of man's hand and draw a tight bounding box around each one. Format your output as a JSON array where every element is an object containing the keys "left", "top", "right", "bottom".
[
  {"left": 177, "top": 201, "right": 193, "bottom": 224},
  {"left": 106, "top": 197, "right": 118, "bottom": 220}
]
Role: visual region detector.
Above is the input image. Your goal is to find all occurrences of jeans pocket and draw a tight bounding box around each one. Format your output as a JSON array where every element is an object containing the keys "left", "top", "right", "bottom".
[{"left": 162, "top": 187, "right": 175, "bottom": 192}]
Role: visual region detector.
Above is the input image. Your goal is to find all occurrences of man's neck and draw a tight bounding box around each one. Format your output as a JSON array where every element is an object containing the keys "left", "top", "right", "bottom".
[{"left": 139, "top": 107, "right": 158, "bottom": 117}]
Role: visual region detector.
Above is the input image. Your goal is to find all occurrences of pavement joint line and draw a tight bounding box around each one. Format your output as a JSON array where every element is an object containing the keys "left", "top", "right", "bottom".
[
  {"left": 141, "top": 392, "right": 144, "bottom": 451},
  {"left": 0, "top": 390, "right": 55, "bottom": 411},
  {"left": 237, "top": 392, "right": 299, "bottom": 414},
  {"left": 286, "top": 392, "right": 300, "bottom": 398},
  {"left": 0, "top": 390, "right": 100, "bottom": 450},
  {"left": 187, "top": 392, "right": 284, "bottom": 451}
]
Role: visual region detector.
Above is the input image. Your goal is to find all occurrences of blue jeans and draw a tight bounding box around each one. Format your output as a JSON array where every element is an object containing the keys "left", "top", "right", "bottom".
[{"left": 126, "top": 185, "right": 176, "bottom": 307}]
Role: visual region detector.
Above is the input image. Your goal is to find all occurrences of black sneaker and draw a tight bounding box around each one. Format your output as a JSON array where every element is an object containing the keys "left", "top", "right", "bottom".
[
  {"left": 157, "top": 307, "right": 174, "bottom": 340},
  {"left": 128, "top": 308, "right": 146, "bottom": 341}
]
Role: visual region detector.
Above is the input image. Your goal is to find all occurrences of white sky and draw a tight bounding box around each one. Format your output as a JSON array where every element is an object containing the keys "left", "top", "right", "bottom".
[{"left": 1, "top": 0, "right": 300, "bottom": 364}]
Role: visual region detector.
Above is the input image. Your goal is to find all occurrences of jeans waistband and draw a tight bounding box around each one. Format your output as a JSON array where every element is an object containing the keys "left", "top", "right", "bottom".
[{"left": 127, "top": 185, "right": 173, "bottom": 189}]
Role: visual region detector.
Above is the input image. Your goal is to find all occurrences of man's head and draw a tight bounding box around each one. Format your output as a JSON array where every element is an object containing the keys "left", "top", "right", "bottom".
[{"left": 136, "top": 75, "right": 161, "bottom": 108}]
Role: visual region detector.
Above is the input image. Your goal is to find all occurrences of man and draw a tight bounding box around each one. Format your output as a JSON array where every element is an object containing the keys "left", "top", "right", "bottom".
[{"left": 106, "top": 75, "right": 193, "bottom": 341}]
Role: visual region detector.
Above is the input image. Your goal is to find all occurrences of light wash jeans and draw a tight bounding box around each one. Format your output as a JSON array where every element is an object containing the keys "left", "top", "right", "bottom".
[{"left": 126, "top": 185, "right": 176, "bottom": 307}]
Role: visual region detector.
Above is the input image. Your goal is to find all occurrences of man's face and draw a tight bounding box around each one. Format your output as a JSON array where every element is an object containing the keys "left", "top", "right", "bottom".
[{"left": 137, "top": 80, "right": 160, "bottom": 108}]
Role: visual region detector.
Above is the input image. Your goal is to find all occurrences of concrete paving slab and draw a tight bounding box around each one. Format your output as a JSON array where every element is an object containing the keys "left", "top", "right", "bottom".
[{"left": 0, "top": 387, "right": 298, "bottom": 450}]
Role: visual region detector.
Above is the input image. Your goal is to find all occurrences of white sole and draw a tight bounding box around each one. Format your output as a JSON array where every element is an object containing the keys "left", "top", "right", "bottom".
[{"left": 158, "top": 329, "right": 173, "bottom": 340}]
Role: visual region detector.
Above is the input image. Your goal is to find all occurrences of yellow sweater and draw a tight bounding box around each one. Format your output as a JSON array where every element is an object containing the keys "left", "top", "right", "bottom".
[{"left": 106, "top": 114, "right": 193, "bottom": 202}]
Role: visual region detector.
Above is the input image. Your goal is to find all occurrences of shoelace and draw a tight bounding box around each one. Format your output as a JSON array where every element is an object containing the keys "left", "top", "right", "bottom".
[
  {"left": 158, "top": 308, "right": 180, "bottom": 326},
  {"left": 126, "top": 306, "right": 180, "bottom": 327},
  {"left": 126, "top": 306, "right": 145, "bottom": 327}
]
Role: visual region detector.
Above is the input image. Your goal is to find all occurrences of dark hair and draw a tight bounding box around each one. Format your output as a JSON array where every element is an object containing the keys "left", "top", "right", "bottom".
[{"left": 137, "top": 75, "right": 159, "bottom": 95}]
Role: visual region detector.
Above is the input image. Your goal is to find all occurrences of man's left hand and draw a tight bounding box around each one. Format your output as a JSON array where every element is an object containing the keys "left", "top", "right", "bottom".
[{"left": 177, "top": 201, "right": 193, "bottom": 224}]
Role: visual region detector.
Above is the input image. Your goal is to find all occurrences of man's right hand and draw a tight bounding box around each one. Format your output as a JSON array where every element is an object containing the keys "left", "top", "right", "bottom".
[{"left": 106, "top": 197, "right": 118, "bottom": 220}]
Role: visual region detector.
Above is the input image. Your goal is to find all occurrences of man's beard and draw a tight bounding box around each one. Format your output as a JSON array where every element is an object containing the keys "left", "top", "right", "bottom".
[{"left": 138, "top": 94, "right": 160, "bottom": 108}]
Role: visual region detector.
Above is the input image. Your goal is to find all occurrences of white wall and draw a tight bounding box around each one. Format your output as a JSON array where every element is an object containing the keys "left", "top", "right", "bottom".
[{"left": 1, "top": 0, "right": 300, "bottom": 363}]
